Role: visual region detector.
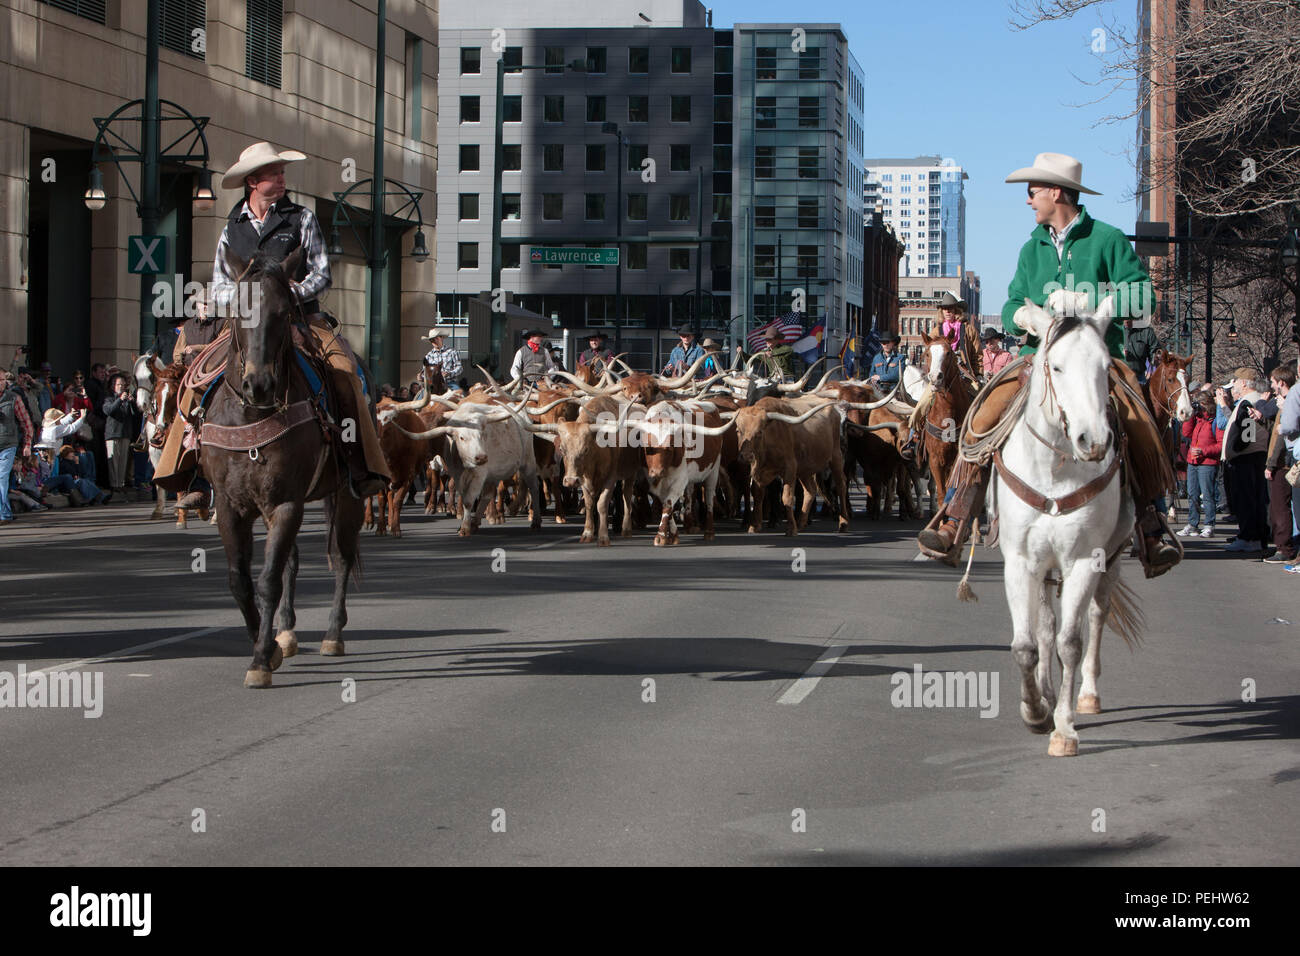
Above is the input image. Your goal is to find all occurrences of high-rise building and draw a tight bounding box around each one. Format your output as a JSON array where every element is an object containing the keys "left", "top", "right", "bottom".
[
  {"left": 863, "top": 155, "right": 967, "bottom": 279},
  {"left": 437, "top": 2, "right": 867, "bottom": 361}
]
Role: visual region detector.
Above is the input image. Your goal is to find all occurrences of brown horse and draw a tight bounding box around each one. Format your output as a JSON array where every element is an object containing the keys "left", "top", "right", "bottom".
[
  {"left": 914, "top": 332, "right": 977, "bottom": 504},
  {"left": 1144, "top": 351, "right": 1193, "bottom": 434},
  {"left": 202, "top": 248, "right": 363, "bottom": 688}
]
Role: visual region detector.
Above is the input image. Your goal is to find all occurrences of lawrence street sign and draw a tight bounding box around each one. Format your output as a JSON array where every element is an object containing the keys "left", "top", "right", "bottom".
[{"left": 529, "top": 247, "right": 619, "bottom": 266}]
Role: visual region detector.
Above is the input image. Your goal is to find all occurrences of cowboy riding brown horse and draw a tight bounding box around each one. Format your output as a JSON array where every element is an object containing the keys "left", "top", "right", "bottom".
[{"left": 201, "top": 248, "right": 365, "bottom": 688}]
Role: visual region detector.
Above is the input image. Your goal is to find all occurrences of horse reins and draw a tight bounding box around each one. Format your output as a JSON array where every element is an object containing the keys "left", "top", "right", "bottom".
[{"left": 224, "top": 260, "right": 301, "bottom": 412}]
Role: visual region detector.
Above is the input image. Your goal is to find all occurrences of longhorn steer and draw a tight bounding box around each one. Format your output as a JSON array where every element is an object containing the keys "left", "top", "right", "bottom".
[
  {"left": 524, "top": 395, "right": 644, "bottom": 545},
  {"left": 733, "top": 396, "right": 849, "bottom": 535},
  {"left": 372, "top": 400, "right": 448, "bottom": 537},
  {"left": 636, "top": 399, "right": 736, "bottom": 545}
]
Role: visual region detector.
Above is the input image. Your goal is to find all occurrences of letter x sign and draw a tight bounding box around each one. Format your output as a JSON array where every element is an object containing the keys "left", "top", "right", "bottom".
[{"left": 127, "top": 235, "right": 168, "bottom": 274}]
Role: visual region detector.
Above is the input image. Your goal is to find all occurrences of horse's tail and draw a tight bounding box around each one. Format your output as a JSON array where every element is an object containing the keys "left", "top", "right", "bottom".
[{"left": 1105, "top": 573, "right": 1145, "bottom": 649}]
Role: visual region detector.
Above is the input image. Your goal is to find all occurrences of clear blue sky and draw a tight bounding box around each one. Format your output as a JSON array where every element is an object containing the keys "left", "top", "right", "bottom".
[{"left": 711, "top": 0, "right": 1139, "bottom": 315}]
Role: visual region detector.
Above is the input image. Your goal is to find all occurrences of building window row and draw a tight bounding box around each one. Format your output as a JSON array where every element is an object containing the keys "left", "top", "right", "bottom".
[
  {"left": 459, "top": 142, "right": 698, "bottom": 173},
  {"left": 457, "top": 192, "right": 693, "bottom": 223},
  {"left": 460, "top": 45, "right": 697, "bottom": 76},
  {"left": 460, "top": 94, "right": 695, "bottom": 125}
]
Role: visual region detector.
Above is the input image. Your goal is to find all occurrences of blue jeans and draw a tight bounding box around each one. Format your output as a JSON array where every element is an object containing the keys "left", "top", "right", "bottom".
[
  {"left": 1186, "top": 463, "right": 1218, "bottom": 529},
  {"left": 0, "top": 446, "right": 15, "bottom": 519},
  {"left": 78, "top": 450, "right": 96, "bottom": 483},
  {"left": 43, "top": 473, "right": 101, "bottom": 501}
]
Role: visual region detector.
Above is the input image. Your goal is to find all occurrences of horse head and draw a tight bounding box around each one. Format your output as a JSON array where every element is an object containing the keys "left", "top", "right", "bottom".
[
  {"left": 223, "top": 247, "right": 302, "bottom": 409},
  {"left": 132, "top": 350, "right": 166, "bottom": 414},
  {"left": 1152, "top": 351, "right": 1193, "bottom": 422},
  {"left": 920, "top": 332, "right": 960, "bottom": 391},
  {"left": 1019, "top": 293, "right": 1116, "bottom": 463}
]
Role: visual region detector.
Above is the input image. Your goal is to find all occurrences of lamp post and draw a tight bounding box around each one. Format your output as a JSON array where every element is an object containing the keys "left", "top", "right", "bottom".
[
  {"left": 1281, "top": 205, "right": 1300, "bottom": 345},
  {"left": 83, "top": 0, "right": 212, "bottom": 356},
  {"left": 601, "top": 122, "right": 626, "bottom": 353},
  {"left": 490, "top": 55, "right": 588, "bottom": 373}
]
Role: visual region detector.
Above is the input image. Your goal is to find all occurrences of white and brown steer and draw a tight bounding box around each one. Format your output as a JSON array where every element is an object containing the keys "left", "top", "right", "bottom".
[{"left": 634, "top": 399, "right": 736, "bottom": 545}]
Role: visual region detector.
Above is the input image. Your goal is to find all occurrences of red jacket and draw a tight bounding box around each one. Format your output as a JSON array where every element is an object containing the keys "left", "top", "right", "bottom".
[{"left": 1181, "top": 415, "right": 1222, "bottom": 466}]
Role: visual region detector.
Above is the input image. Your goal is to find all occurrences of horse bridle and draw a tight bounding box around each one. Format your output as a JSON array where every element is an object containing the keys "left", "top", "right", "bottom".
[
  {"left": 225, "top": 261, "right": 302, "bottom": 412},
  {"left": 1148, "top": 365, "right": 1186, "bottom": 419}
]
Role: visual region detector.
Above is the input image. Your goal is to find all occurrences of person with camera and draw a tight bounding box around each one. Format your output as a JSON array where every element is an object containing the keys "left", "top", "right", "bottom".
[
  {"left": 102, "top": 373, "right": 134, "bottom": 497},
  {"left": 1180, "top": 393, "right": 1223, "bottom": 538}
]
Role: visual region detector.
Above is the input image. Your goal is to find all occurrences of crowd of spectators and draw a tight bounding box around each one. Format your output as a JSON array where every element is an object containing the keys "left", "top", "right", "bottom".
[
  {"left": 1173, "top": 359, "right": 1300, "bottom": 572},
  {"left": 1, "top": 348, "right": 155, "bottom": 523}
]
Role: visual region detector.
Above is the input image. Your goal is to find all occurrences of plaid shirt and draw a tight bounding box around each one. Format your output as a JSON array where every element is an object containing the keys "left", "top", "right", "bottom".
[
  {"left": 423, "top": 343, "right": 463, "bottom": 379},
  {"left": 211, "top": 199, "right": 330, "bottom": 311}
]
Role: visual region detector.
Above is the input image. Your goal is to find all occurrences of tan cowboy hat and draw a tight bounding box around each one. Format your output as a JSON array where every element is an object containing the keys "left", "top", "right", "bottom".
[
  {"left": 1004, "top": 152, "right": 1101, "bottom": 195},
  {"left": 42, "top": 408, "right": 67, "bottom": 427},
  {"left": 221, "top": 142, "right": 308, "bottom": 189},
  {"left": 700, "top": 338, "right": 719, "bottom": 350},
  {"left": 937, "top": 291, "right": 967, "bottom": 311},
  {"left": 425, "top": 328, "right": 444, "bottom": 340}
]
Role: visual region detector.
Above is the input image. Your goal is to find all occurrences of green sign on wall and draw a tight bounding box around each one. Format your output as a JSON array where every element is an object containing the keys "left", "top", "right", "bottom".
[{"left": 529, "top": 247, "right": 619, "bottom": 266}]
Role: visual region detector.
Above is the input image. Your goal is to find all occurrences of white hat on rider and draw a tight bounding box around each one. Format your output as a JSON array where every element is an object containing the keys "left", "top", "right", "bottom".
[{"left": 222, "top": 142, "right": 307, "bottom": 189}]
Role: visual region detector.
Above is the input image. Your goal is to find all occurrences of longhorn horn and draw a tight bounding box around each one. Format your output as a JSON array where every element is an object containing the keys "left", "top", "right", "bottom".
[
  {"left": 476, "top": 364, "right": 523, "bottom": 399},
  {"left": 521, "top": 420, "right": 563, "bottom": 434},
  {"left": 846, "top": 420, "right": 902, "bottom": 434},
  {"left": 552, "top": 369, "right": 610, "bottom": 396},
  {"left": 523, "top": 396, "right": 575, "bottom": 416},
  {"left": 657, "top": 353, "right": 709, "bottom": 389},
  {"left": 763, "top": 399, "right": 838, "bottom": 425},
  {"left": 776, "top": 356, "right": 828, "bottom": 392},
  {"left": 834, "top": 382, "right": 901, "bottom": 411},
  {"left": 393, "top": 422, "right": 452, "bottom": 441},
  {"left": 810, "top": 363, "right": 843, "bottom": 392},
  {"left": 676, "top": 415, "right": 738, "bottom": 438},
  {"left": 385, "top": 370, "right": 435, "bottom": 413}
]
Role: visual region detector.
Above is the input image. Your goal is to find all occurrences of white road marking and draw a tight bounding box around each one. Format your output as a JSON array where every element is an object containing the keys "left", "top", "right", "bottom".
[
  {"left": 33, "top": 625, "right": 227, "bottom": 674},
  {"left": 777, "top": 644, "right": 847, "bottom": 706},
  {"left": 911, "top": 552, "right": 931, "bottom": 562}
]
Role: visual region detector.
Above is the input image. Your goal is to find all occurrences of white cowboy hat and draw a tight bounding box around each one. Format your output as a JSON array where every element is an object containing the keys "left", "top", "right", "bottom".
[
  {"left": 425, "top": 328, "right": 444, "bottom": 340},
  {"left": 1004, "top": 152, "right": 1101, "bottom": 195},
  {"left": 221, "top": 142, "right": 308, "bottom": 189}
]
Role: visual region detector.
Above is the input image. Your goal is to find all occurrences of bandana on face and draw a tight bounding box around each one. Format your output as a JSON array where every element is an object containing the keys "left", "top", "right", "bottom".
[{"left": 527, "top": 341, "right": 541, "bottom": 353}]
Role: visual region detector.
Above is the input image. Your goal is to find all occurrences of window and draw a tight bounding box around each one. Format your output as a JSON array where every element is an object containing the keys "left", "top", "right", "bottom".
[
  {"left": 586, "top": 96, "right": 606, "bottom": 122},
  {"left": 628, "top": 244, "right": 647, "bottom": 270},
  {"left": 756, "top": 146, "right": 774, "bottom": 179},
  {"left": 627, "top": 193, "right": 648, "bottom": 221},
  {"left": 405, "top": 33, "right": 423, "bottom": 141},
  {"left": 755, "top": 246, "right": 775, "bottom": 278},
  {"left": 797, "top": 245, "right": 818, "bottom": 276},
  {"left": 458, "top": 194, "right": 479, "bottom": 220},
  {"left": 669, "top": 248, "right": 690, "bottom": 270},
  {"left": 37, "top": 0, "right": 107, "bottom": 23},
  {"left": 670, "top": 144, "right": 690, "bottom": 172},
  {"left": 585, "top": 194, "right": 606, "bottom": 221},
  {"left": 799, "top": 48, "right": 820, "bottom": 79},
  {"left": 542, "top": 194, "right": 563, "bottom": 220},
  {"left": 246, "top": 0, "right": 282, "bottom": 88},
  {"left": 627, "top": 144, "right": 648, "bottom": 171},
  {"left": 502, "top": 245, "right": 520, "bottom": 269},
  {"left": 459, "top": 145, "right": 479, "bottom": 171},
  {"left": 586, "top": 47, "right": 607, "bottom": 73},
  {"left": 671, "top": 47, "right": 691, "bottom": 73},
  {"left": 756, "top": 47, "right": 777, "bottom": 80},
  {"left": 460, "top": 47, "right": 481, "bottom": 74},
  {"left": 543, "top": 144, "right": 564, "bottom": 171},
  {"left": 460, "top": 96, "right": 480, "bottom": 123},
  {"left": 502, "top": 95, "right": 521, "bottom": 123},
  {"left": 714, "top": 98, "right": 732, "bottom": 121},
  {"left": 798, "top": 197, "right": 819, "bottom": 228},
  {"left": 544, "top": 95, "right": 564, "bottom": 123},
  {"left": 713, "top": 195, "right": 732, "bottom": 221},
  {"left": 629, "top": 47, "right": 649, "bottom": 73},
  {"left": 712, "top": 145, "right": 732, "bottom": 172},
  {"left": 755, "top": 205, "right": 775, "bottom": 228},
  {"left": 715, "top": 47, "right": 733, "bottom": 73},
  {"left": 161, "top": 0, "right": 206, "bottom": 60},
  {"left": 503, "top": 145, "right": 521, "bottom": 171},
  {"left": 669, "top": 195, "right": 691, "bottom": 222},
  {"left": 670, "top": 95, "right": 691, "bottom": 123},
  {"left": 586, "top": 144, "right": 606, "bottom": 172},
  {"left": 798, "top": 147, "right": 820, "bottom": 179},
  {"left": 457, "top": 243, "right": 479, "bottom": 269},
  {"left": 504, "top": 46, "right": 522, "bottom": 73},
  {"left": 628, "top": 95, "right": 649, "bottom": 123},
  {"left": 798, "top": 96, "right": 819, "bottom": 128},
  {"left": 545, "top": 46, "right": 564, "bottom": 73},
  {"left": 502, "top": 194, "right": 521, "bottom": 220}
]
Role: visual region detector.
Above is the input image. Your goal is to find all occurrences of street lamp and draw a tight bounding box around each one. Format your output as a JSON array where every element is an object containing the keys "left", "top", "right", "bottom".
[
  {"left": 83, "top": 167, "right": 107, "bottom": 211},
  {"left": 1282, "top": 205, "right": 1300, "bottom": 344},
  {"left": 601, "top": 121, "right": 626, "bottom": 353},
  {"left": 191, "top": 167, "right": 216, "bottom": 213}
]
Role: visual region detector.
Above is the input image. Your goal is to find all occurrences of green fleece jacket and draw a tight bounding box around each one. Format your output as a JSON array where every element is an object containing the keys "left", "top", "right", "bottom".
[{"left": 1001, "top": 206, "right": 1152, "bottom": 357}]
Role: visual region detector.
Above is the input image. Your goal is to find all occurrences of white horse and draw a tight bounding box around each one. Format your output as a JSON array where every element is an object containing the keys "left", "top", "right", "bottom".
[
  {"left": 990, "top": 292, "right": 1140, "bottom": 757},
  {"left": 131, "top": 351, "right": 171, "bottom": 520}
]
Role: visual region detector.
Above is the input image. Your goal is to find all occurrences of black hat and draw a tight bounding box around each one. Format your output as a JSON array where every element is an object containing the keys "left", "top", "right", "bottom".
[
  {"left": 587, "top": 331, "right": 607, "bottom": 341},
  {"left": 979, "top": 326, "right": 1002, "bottom": 341},
  {"left": 523, "top": 329, "right": 546, "bottom": 339},
  {"left": 877, "top": 330, "right": 900, "bottom": 344},
  {"left": 676, "top": 325, "right": 695, "bottom": 337}
]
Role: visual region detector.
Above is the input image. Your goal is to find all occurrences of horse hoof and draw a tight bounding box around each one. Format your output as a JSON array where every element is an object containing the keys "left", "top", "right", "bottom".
[
  {"left": 175, "top": 510, "right": 187, "bottom": 529},
  {"left": 208, "top": 514, "right": 217, "bottom": 525},
  {"left": 244, "top": 669, "right": 272, "bottom": 689},
  {"left": 392, "top": 528, "right": 402, "bottom": 539},
  {"left": 703, "top": 531, "right": 715, "bottom": 541},
  {"left": 653, "top": 534, "right": 667, "bottom": 547},
  {"left": 457, "top": 527, "right": 472, "bottom": 538},
  {"left": 268, "top": 643, "right": 284, "bottom": 672},
  {"left": 1048, "top": 732, "right": 1079, "bottom": 757},
  {"left": 1020, "top": 702, "right": 1054, "bottom": 733},
  {"left": 150, "top": 508, "right": 165, "bottom": 520},
  {"left": 555, "top": 515, "right": 567, "bottom": 524},
  {"left": 597, "top": 538, "right": 612, "bottom": 547},
  {"left": 580, "top": 533, "right": 594, "bottom": 543},
  {"left": 320, "top": 639, "right": 345, "bottom": 657},
  {"left": 275, "top": 630, "right": 299, "bottom": 658},
  {"left": 1076, "top": 693, "right": 1101, "bottom": 714}
]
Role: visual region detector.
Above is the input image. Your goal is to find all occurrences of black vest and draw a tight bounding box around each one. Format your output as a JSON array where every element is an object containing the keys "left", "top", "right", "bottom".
[
  {"left": 0, "top": 389, "right": 21, "bottom": 449},
  {"left": 224, "top": 196, "right": 318, "bottom": 313}
]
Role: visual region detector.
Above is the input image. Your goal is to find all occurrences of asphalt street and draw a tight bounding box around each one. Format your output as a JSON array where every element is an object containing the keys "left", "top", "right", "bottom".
[{"left": 1, "top": 495, "right": 1296, "bottom": 866}]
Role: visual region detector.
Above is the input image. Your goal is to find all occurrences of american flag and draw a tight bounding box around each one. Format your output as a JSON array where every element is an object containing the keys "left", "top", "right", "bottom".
[{"left": 747, "top": 312, "right": 804, "bottom": 351}]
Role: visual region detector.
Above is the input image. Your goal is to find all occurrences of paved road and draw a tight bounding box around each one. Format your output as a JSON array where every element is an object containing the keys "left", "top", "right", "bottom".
[{"left": 1, "top": 496, "right": 1296, "bottom": 865}]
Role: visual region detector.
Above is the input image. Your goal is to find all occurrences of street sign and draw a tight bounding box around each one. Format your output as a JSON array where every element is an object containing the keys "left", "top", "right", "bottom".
[
  {"left": 529, "top": 247, "right": 619, "bottom": 266},
  {"left": 1133, "top": 221, "right": 1170, "bottom": 258},
  {"left": 127, "top": 235, "right": 169, "bottom": 274}
]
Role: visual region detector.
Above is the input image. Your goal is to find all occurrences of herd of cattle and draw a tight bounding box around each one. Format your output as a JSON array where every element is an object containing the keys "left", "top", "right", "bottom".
[{"left": 364, "top": 354, "right": 934, "bottom": 545}]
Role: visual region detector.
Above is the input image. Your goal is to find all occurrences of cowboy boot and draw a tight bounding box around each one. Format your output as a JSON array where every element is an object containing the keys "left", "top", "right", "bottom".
[
  {"left": 1138, "top": 505, "right": 1181, "bottom": 578},
  {"left": 917, "top": 460, "right": 988, "bottom": 566}
]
